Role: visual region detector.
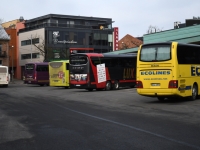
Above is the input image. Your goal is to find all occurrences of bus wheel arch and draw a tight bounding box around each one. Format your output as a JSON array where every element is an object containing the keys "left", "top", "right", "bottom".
[
  {"left": 105, "top": 81, "right": 111, "bottom": 91},
  {"left": 190, "top": 83, "right": 198, "bottom": 100}
]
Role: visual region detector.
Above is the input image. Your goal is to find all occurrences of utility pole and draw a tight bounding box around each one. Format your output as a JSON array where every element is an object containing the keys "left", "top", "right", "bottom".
[
  {"left": 11, "top": 45, "right": 14, "bottom": 82},
  {"left": 31, "top": 34, "right": 32, "bottom": 61}
]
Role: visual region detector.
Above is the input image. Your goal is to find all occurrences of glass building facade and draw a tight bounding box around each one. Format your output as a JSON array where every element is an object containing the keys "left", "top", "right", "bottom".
[{"left": 19, "top": 14, "right": 114, "bottom": 61}]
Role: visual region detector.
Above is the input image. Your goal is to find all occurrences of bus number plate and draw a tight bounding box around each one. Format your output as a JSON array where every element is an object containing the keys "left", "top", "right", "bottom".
[
  {"left": 151, "top": 83, "right": 160, "bottom": 86},
  {"left": 75, "top": 85, "right": 80, "bottom": 86}
]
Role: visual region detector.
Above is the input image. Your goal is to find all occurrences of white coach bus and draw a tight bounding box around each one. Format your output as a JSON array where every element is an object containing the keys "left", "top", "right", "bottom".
[{"left": 0, "top": 65, "right": 10, "bottom": 87}]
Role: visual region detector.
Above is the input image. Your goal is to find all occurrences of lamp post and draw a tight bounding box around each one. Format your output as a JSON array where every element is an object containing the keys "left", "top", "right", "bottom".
[
  {"left": 31, "top": 34, "right": 32, "bottom": 61},
  {"left": 11, "top": 45, "right": 14, "bottom": 82}
]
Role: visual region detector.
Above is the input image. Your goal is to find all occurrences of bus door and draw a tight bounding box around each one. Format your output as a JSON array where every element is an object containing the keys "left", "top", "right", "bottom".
[{"left": 69, "top": 55, "right": 89, "bottom": 87}]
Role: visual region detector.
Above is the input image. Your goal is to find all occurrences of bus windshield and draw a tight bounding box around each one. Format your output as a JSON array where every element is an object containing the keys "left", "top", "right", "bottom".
[
  {"left": 140, "top": 45, "right": 171, "bottom": 62},
  {"left": 70, "top": 55, "right": 88, "bottom": 65},
  {"left": 25, "top": 64, "right": 34, "bottom": 70},
  {"left": 0, "top": 67, "right": 7, "bottom": 73}
]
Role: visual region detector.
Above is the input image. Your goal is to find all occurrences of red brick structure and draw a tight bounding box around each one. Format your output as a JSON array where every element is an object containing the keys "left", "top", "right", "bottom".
[
  {"left": 118, "top": 34, "right": 143, "bottom": 50},
  {"left": 0, "top": 25, "right": 10, "bottom": 66}
]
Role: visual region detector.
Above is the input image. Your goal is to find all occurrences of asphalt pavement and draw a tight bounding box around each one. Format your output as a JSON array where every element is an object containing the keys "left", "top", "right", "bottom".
[{"left": 9, "top": 79, "right": 24, "bottom": 84}]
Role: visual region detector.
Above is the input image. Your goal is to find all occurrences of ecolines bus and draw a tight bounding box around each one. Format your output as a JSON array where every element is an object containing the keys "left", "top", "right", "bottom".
[
  {"left": 69, "top": 53, "right": 137, "bottom": 91},
  {"left": 136, "top": 42, "right": 200, "bottom": 101}
]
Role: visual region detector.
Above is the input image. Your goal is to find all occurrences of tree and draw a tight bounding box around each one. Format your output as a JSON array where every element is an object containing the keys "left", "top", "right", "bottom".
[
  {"left": 147, "top": 25, "right": 163, "bottom": 34},
  {"left": 30, "top": 34, "right": 70, "bottom": 62}
]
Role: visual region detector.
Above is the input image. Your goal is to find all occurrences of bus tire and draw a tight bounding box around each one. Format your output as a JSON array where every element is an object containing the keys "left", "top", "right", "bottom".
[
  {"left": 105, "top": 81, "right": 111, "bottom": 91},
  {"left": 112, "top": 80, "right": 119, "bottom": 90},
  {"left": 157, "top": 97, "right": 165, "bottom": 101},
  {"left": 190, "top": 84, "right": 198, "bottom": 100},
  {"left": 39, "top": 84, "right": 44, "bottom": 86}
]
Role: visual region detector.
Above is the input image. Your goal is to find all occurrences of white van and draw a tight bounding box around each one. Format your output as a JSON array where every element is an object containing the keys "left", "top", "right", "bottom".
[{"left": 0, "top": 65, "right": 10, "bottom": 87}]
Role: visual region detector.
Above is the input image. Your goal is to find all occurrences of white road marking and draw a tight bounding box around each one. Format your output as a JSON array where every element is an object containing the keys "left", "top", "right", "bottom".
[{"left": 53, "top": 103, "right": 200, "bottom": 150}]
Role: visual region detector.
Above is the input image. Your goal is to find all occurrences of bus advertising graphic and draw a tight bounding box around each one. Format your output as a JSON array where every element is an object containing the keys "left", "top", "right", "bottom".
[
  {"left": 49, "top": 60, "right": 70, "bottom": 88},
  {"left": 97, "top": 63, "right": 106, "bottom": 83}
]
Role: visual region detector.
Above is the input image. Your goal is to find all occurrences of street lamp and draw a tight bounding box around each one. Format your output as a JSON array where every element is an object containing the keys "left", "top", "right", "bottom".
[{"left": 11, "top": 45, "right": 14, "bottom": 82}]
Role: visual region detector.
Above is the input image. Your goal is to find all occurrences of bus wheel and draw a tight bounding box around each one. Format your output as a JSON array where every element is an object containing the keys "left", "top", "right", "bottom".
[
  {"left": 112, "top": 80, "right": 119, "bottom": 90},
  {"left": 105, "top": 81, "right": 111, "bottom": 91},
  {"left": 157, "top": 97, "right": 165, "bottom": 101},
  {"left": 190, "top": 84, "right": 198, "bottom": 100},
  {"left": 39, "top": 84, "right": 44, "bottom": 86}
]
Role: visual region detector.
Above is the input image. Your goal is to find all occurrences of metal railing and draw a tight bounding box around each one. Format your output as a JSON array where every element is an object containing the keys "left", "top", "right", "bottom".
[{"left": 19, "top": 23, "right": 112, "bottom": 32}]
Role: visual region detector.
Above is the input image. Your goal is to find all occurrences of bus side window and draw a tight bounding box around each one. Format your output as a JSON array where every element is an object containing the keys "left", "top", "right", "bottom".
[
  {"left": 91, "top": 57, "right": 101, "bottom": 66},
  {"left": 66, "top": 63, "right": 69, "bottom": 70}
]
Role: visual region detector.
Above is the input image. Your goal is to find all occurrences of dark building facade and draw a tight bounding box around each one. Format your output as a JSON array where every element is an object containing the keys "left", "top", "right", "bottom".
[{"left": 19, "top": 14, "right": 114, "bottom": 61}]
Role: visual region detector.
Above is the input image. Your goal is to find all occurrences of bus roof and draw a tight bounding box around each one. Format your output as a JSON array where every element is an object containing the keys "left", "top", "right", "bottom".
[
  {"left": 0, "top": 65, "right": 8, "bottom": 68},
  {"left": 70, "top": 53, "right": 137, "bottom": 58},
  {"left": 141, "top": 42, "right": 200, "bottom": 48},
  {"left": 141, "top": 42, "right": 173, "bottom": 47},
  {"left": 25, "top": 62, "right": 49, "bottom": 65},
  {"left": 49, "top": 60, "right": 69, "bottom": 63}
]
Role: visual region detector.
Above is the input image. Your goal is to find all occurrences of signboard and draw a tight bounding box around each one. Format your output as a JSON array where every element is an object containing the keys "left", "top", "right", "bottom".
[
  {"left": 53, "top": 31, "right": 77, "bottom": 44},
  {"left": 97, "top": 63, "right": 106, "bottom": 83},
  {"left": 114, "top": 27, "right": 119, "bottom": 51}
]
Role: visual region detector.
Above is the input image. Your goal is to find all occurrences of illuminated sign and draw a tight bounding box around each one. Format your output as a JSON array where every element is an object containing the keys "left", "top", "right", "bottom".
[{"left": 53, "top": 31, "right": 77, "bottom": 44}]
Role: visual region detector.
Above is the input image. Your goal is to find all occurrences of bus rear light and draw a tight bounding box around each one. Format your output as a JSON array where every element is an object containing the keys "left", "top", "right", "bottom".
[
  {"left": 136, "top": 80, "right": 143, "bottom": 88},
  {"left": 7, "top": 76, "right": 9, "bottom": 81},
  {"left": 168, "top": 80, "right": 178, "bottom": 88}
]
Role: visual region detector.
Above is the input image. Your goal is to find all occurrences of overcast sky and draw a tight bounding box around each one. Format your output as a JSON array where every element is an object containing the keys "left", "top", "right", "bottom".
[{"left": 1, "top": 0, "right": 200, "bottom": 39}]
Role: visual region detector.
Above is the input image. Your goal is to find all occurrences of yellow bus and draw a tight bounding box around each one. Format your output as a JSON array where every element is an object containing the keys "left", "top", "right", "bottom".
[
  {"left": 136, "top": 42, "right": 200, "bottom": 101},
  {"left": 49, "top": 60, "right": 70, "bottom": 88}
]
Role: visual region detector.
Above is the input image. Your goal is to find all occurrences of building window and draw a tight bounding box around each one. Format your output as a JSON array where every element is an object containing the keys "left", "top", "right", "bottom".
[
  {"left": 67, "top": 20, "right": 74, "bottom": 27},
  {"left": 21, "top": 53, "right": 40, "bottom": 60},
  {"left": 21, "top": 38, "right": 39, "bottom": 46},
  {"left": 0, "top": 60, "right": 2, "bottom": 65},
  {"left": 0, "top": 44, "right": 2, "bottom": 52}
]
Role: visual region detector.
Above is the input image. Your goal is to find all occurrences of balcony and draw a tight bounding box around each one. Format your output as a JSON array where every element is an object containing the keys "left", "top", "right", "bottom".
[
  {"left": 0, "top": 51, "right": 7, "bottom": 58},
  {"left": 19, "top": 23, "right": 113, "bottom": 33}
]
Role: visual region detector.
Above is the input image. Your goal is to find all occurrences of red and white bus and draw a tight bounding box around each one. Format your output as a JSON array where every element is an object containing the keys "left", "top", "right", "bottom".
[{"left": 69, "top": 53, "right": 137, "bottom": 91}]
